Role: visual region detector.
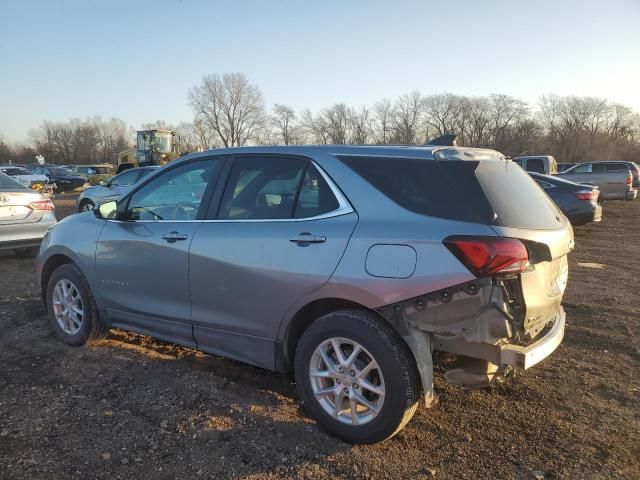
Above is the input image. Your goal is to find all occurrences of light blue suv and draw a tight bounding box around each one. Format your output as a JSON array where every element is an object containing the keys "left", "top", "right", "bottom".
[{"left": 37, "top": 145, "right": 573, "bottom": 443}]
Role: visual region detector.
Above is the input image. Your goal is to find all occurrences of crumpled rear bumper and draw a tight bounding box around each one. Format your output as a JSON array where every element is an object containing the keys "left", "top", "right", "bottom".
[
  {"left": 434, "top": 307, "right": 565, "bottom": 370},
  {"left": 500, "top": 307, "right": 565, "bottom": 369}
]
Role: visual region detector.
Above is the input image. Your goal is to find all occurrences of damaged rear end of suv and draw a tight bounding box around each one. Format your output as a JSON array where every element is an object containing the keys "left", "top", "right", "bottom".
[{"left": 292, "top": 145, "right": 573, "bottom": 443}]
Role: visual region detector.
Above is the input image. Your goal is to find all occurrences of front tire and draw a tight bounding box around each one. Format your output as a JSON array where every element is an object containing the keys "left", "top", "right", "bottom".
[
  {"left": 46, "top": 263, "right": 107, "bottom": 346},
  {"left": 294, "top": 309, "right": 420, "bottom": 444}
]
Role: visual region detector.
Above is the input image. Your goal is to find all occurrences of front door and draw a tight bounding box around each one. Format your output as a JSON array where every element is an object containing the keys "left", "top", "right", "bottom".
[
  {"left": 95, "top": 158, "right": 223, "bottom": 346},
  {"left": 189, "top": 156, "right": 358, "bottom": 368}
]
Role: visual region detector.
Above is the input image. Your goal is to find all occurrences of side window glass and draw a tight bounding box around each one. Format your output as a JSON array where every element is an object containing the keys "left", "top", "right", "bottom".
[
  {"left": 572, "top": 164, "right": 591, "bottom": 174},
  {"left": 219, "top": 157, "right": 306, "bottom": 219},
  {"left": 127, "top": 160, "right": 218, "bottom": 221},
  {"left": 591, "top": 163, "right": 605, "bottom": 173},
  {"left": 605, "top": 163, "right": 627, "bottom": 172},
  {"left": 111, "top": 170, "right": 139, "bottom": 186},
  {"left": 526, "top": 158, "right": 545, "bottom": 173},
  {"left": 294, "top": 165, "right": 340, "bottom": 218}
]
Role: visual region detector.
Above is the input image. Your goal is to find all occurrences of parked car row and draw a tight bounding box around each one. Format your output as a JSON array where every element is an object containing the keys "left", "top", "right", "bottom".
[{"left": 514, "top": 156, "right": 638, "bottom": 227}]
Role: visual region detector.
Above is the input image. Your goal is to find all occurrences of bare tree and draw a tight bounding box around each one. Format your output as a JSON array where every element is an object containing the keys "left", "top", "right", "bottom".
[
  {"left": 300, "top": 108, "right": 329, "bottom": 144},
  {"left": 189, "top": 73, "right": 267, "bottom": 147},
  {"left": 372, "top": 98, "right": 393, "bottom": 144},
  {"left": 272, "top": 104, "right": 297, "bottom": 145},
  {"left": 392, "top": 91, "right": 425, "bottom": 144}
]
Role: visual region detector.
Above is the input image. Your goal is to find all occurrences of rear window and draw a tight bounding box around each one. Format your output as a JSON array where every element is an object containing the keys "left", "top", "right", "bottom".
[
  {"left": 0, "top": 173, "right": 27, "bottom": 189},
  {"left": 339, "top": 156, "right": 563, "bottom": 229},
  {"left": 525, "top": 158, "right": 545, "bottom": 173}
]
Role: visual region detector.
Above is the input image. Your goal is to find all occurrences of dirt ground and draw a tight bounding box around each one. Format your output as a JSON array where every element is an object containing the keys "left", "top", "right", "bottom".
[{"left": 1, "top": 193, "right": 638, "bottom": 479}]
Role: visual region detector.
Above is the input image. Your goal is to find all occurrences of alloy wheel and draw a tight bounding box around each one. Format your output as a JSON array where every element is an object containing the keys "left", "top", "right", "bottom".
[
  {"left": 309, "top": 337, "right": 385, "bottom": 425},
  {"left": 52, "top": 279, "right": 84, "bottom": 335}
]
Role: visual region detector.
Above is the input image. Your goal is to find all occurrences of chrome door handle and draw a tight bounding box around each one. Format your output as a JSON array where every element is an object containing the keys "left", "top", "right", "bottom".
[
  {"left": 289, "top": 233, "right": 326, "bottom": 244},
  {"left": 161, "top": 231, "right": 189, "bottom": 242}
]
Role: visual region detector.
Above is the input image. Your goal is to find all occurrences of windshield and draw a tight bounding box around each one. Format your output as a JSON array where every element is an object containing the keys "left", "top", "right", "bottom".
[{"left": 153, "top": 132, "right": 172, "bottom": 153}]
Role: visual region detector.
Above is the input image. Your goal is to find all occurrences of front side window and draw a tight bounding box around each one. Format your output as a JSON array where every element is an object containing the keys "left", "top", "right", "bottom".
[{"left": 126, "top": 160, "right": 218, "bottom": 221}]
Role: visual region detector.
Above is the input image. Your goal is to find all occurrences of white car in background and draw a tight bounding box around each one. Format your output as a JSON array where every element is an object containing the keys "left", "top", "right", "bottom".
[{"left": 0, "top": 165, "right": 51, "bottom": 189}]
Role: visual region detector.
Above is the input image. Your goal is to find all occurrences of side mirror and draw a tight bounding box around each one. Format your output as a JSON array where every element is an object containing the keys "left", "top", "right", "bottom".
[{"left": 94, "top": 200, "right": 119, "bottom": 220}]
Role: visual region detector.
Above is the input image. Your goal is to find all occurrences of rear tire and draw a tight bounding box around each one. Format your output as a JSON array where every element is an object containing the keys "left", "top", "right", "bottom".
[
  {"left": 14, "top": 247, "right": 39, "bottom": 258},
  {"left": 294, "top": 309, "right": 420, "bottom": 444},
  {"left": 46, "top": 263, "right": 108, "bottom": 346}
]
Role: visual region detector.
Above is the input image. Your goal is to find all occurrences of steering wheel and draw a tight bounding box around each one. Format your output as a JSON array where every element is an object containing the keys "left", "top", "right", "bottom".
[{"left": 171, "top": 202, "right": 198, "bottom": 220}]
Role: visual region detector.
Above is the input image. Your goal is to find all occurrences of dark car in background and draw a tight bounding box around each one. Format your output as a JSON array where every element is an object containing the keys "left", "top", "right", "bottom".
[
  {"left": 23, "top": 165, "right": 89, "bottom": 193},
  {"left": 530, "top": 172, "right": 602, "bottom": 226}
]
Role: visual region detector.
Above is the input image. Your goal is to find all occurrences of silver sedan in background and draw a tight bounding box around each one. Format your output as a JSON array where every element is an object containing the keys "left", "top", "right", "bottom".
[
  {"left": 0, "top": 172, "right": 56, "bottom": 258},
  {"left": 76, "top": 166, "right": 158, "bottom": 212}
]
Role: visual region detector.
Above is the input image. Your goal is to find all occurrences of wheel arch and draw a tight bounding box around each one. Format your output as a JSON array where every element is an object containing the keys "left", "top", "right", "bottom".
[
  {"left": 40, "top": 253, "right": 75, "bottom": 304},
  {"left": 280, "top": 297, "right": 421, "bottom": 383}
]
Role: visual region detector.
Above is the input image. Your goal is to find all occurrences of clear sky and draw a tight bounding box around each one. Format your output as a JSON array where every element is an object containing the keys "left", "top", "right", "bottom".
[{"left": 1, "top": 0, "right": 639, "bottom": 142}]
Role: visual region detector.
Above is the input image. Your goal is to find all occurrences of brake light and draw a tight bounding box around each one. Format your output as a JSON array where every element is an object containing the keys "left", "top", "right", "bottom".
[
  {"left": 29, "top": 200, "right": 55, "bottom": 211},
  {"left": 444, "top": 236, "right": 528, "bottom": 277},
  {"left": 575, "top": 190, "right": 595, "bottom": 200},
  {"left": 626, "top": 173, "right": 633, "bottom": 186}
]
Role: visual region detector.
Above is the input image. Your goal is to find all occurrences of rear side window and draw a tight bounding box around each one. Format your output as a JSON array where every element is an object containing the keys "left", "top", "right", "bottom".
[
  {"left": 218, "top": 157, "right": 340, "bottom": 220},
  {"left": 605, "top": 163, "right": 629, "bottom": 172},
  {"left": 526, "top": 158, "right": 545, "bottom": 173},
  {"left": 338, "top": 156, "right": 495, "bottom": 224},
  {"left": 339, "top": 156, "right": 563, "bottom": 229},
  {"left": 592, "top": 163, "right": 605, "bottom": 173}
]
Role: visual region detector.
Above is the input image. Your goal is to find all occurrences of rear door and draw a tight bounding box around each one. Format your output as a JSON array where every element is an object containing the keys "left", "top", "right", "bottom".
[{"left": 189, "top": 155, "right": 357, "bottom": 369}]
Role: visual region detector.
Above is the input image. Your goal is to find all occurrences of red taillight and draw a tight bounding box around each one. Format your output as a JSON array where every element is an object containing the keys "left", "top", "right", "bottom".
[
  {"left": 575, "top": 190, "right": 595, "bottom": 200},
  {"left": 29, "top": 200, "right": 55, "bottom": 211},
  {"left": 444, "top": 236, "right": 529, "bottom": 277},
  {"left": 626, "top": 174, "right": 633, "bottom": 186}
]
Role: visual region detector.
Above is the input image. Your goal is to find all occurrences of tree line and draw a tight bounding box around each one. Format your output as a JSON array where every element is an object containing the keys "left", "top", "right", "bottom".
[{"left": 1, "top": 72, "right": 639, "bottom": 165}]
